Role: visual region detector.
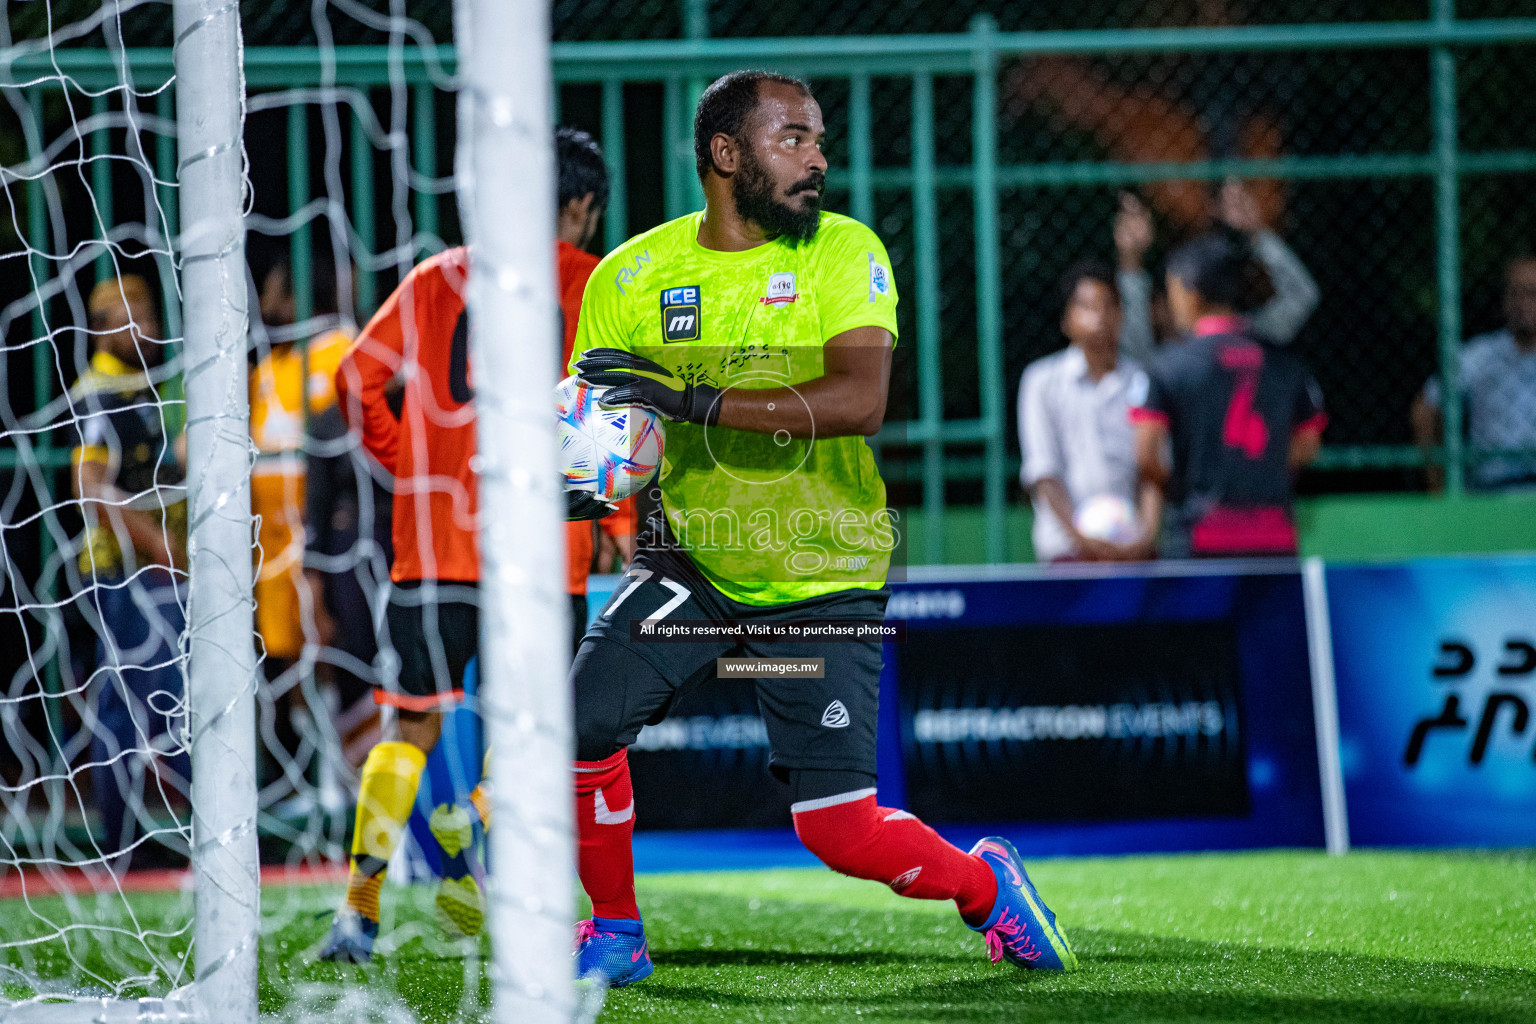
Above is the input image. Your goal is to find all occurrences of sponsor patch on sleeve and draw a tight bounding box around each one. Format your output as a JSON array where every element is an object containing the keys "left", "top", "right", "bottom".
[{"left": 868, "top": 253, "right": 890, "bottom": 302}]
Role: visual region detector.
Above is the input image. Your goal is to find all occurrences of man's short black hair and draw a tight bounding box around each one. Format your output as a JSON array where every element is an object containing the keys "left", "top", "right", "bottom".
[
  {"left": 556, "top": 126, "right": 609, "bottom": 212},
  {"left": 693, "top": 70, "right": 812, "bottom": 180},
  {"left": 1166, "top": 226, "right": 1274, "bottom": 313},
  {"left": 1058, "top": 259, "right": 1120, "bottom": 314}
]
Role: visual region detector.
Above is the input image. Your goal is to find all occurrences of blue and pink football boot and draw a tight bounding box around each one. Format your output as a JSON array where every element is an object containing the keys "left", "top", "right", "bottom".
[
  {"left": 968, "top": 836, "right": 1079, "bottom": 972},
  {"left": 575, "top": 916, "right": 654, "bottom": 987}
]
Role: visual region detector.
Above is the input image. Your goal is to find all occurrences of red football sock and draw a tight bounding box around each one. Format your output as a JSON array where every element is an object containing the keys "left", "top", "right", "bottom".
[
  {"left": 793, "top": 789, "right": 998, "bottom": 926},
  {"left": 574, "top": 748, "right": 639, "bottom": 921}
]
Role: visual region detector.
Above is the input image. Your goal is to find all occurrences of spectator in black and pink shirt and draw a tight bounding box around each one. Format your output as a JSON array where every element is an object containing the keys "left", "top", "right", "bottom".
[{"left": 1130, "top": 229, "right": 1327, "bottom": 558}]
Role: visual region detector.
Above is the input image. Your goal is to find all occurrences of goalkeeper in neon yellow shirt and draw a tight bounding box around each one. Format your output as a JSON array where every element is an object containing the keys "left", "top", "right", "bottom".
[{"left": 568, "top": 71, "right": 1078, "bottom": 985}]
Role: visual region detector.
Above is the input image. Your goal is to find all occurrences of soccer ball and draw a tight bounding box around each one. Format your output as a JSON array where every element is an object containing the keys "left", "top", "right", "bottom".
[
  {"left": 1073, "top": 493, "right": 1138, "bottom": 544},
  {"left": 556, "top": 374, "right": 664, "bottom": 502}
]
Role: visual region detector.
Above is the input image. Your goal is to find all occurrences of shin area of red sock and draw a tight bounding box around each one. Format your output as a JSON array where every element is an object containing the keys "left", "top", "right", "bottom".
[
  {"left": 574, "top": 748, "right": 639, "bottom": 921},
  {"left": 793, "top": 791, "right": 997, "bottom": 925}
]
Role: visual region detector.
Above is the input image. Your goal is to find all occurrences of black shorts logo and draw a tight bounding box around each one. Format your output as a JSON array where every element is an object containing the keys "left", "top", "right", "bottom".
[{"left": 660, "top": 285, "right": 701, "bottom": 342}]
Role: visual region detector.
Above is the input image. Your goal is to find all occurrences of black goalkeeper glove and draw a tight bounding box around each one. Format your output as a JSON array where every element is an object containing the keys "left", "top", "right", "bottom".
[
  {"left": 566, "top": 490, "right": 617, "bottom": 522},
  {"left": 574, "top": 348, "right": 723, "bottom": 426}
]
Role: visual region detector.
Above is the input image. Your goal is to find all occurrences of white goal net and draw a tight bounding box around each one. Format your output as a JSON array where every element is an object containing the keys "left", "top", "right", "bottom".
[{"left": 0, "top": 1, "right": 567, "bottom": 1021}]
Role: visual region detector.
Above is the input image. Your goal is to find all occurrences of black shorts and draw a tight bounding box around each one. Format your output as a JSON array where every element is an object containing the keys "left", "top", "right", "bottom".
[
  {"left": 573, "top": 544, "right": 889, "bottom": 779},
  {"left": 379, "top": 581, "right": 479, "bottom": 711},
  {"left": 380, "top": 583, "right": 589, "bottom": 710}
]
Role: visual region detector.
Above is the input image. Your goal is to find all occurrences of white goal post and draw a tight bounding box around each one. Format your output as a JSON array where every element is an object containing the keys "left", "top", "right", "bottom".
[
  {"left": 173, "top": 0, "right": 261, "bottom": 1022},
  {"left": 0, "top": 0, "right": 574, "bottom": 1017},
  {"left": 453, "top": 0, "right": 576, "bottom": 1020}
]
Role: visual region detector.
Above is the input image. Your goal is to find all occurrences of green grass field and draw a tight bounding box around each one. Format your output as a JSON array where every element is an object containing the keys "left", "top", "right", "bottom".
[{"left": 2, "top": 850, "right": 1532, "bottom": 1023}]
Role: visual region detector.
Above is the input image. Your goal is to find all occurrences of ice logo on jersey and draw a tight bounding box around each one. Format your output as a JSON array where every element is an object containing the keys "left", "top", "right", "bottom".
[
  {"left": 821, "top": 700, "right": 851, "bottom": 728},
  {"left": 761, "top": 271, "right": 798, "bottom": 306},
  {"left": 868, "top": 252, "right": 890, "bottom": 302},
  {"left": 660, "top": 285, "right": 701, "bottom": 342}
]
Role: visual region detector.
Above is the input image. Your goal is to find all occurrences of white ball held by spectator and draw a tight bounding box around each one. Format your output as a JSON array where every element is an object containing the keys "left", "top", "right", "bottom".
[
  {"left": 1073, "top": 493, "right": 1138, "bottom": 545},
  {"left": 557, "top": 374, "right": 664, "bottom": 502}
]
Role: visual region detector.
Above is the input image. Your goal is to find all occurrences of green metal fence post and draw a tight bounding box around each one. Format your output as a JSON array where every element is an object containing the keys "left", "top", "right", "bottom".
[
  {"left": 287, "top": 102, "right": 314, "bottom": 326},
  {"left": 287, "top": 101, "right": 314, "bottom": 429},
  {"left": 663, "top": 75, "right": 688, "bottom": 220},
  {"left": 970, "top": 15, "right": 1006, "bottom": 563},
  {"left": 91, "top": 92, "right": 114, "bottom": 282},
  {"left": 26, "top": 88, "right": 65, "bottom": 767},
  {"left": 27, "top": 90, "right": 51, "bottom": 397},
  {"left": 155, "top": 85, "right": 185, "bottom": 437},
  {"left": 684, "top": 0, "right": 708, "bottom": 212},
  {"left": 351, "top": 93, "right": 377, "bottom": 317},
  {"left": 848, "top": 72, "right": 873, "bottom": 228},
  {"left": 155, "top": 87, "right": 182, "bottom": 339},
  {"left": 602, "top": 77, "right": 629, "bottom": 252},
  {"left": 911, "top": 72, "right": 944, "bottom": 563},
  {"left": 413, "top": 84, "right": 440, "bottom": 250},
  {"left": 1432, "top": 0, "right": 1465, "bottom": 495}
]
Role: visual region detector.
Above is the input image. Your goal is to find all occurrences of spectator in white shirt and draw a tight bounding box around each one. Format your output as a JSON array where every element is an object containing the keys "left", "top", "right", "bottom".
[
  {"left": 1115, "top": 181, "right": 1320, "bottom": 365},
  {"left": 1412, "top": 256, "right": 1536, "bottom": 491},
  {"left": 1019, "top": 262, "right": 1161, "bottom": 562}
]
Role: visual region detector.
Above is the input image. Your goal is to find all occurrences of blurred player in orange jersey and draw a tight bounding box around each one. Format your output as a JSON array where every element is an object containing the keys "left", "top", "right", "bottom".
[{"left": 318, "top": 127, "right": 620, "bottom": 962}]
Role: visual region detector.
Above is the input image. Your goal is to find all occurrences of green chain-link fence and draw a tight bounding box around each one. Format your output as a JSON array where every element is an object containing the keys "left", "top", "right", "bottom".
[{"left": 4, "top": 3, "right": 1536, "bottom": 564}]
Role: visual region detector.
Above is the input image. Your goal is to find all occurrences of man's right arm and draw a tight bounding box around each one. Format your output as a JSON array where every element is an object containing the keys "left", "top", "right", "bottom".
[
  {"left": 1250, "top": 230, "right": 1320, "bottom": 344},
  {"left": 1117, "top": 269, "right": 1156, "bottom": 367},
  {"left": 1114, "top": 191, "right": 1157, "bottom": 365},
  {"left": 73, "top": 454, "right": 182, "bottom": 569},
  {"left": 1130, "top": 371, "right": 1173, "bottom": 538},
  {"left": 335, "top": 268, "right": 414, "bottom": 475}
]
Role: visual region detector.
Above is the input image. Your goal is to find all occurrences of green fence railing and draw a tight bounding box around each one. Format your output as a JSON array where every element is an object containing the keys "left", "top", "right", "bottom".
[{"left": 6, "top": 12, "right": 1536, "bottom": 561}]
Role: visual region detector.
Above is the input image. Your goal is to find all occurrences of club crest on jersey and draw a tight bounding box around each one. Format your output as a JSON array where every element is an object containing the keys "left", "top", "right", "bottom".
[
  {"left": 760, "top": 271, "right": 798, "bottom": 306},
  {"left": 660, "top": 285, "right": 700, "bottom": 342},
  {"left": 868, "top": 253, "right": 891, "bottom": 302}
]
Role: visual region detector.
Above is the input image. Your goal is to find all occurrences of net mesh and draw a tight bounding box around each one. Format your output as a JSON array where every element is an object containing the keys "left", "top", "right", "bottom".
[
  {"left": 0, "top": 1, "right": 198, "bottom": 1008},
  {"left": 0, "top": 1, "right": 495, "bottom": 1019},
  {"left": 1, "top": 0, "right": 1534, "bottom": 1018}
]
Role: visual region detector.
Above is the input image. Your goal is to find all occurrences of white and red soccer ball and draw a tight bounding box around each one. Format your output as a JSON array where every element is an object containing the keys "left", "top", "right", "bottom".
[
  {"left": 1073, "top": 493, "right": 1139, "bottom": 545},
  {"left": 556, "top": 374, "right": 664, "bottom": 503}
]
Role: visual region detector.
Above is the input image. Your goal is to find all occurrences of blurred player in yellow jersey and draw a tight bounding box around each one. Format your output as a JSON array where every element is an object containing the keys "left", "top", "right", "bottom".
[{"left": 249, "top": 253, "right": 353, "bottom": 767}]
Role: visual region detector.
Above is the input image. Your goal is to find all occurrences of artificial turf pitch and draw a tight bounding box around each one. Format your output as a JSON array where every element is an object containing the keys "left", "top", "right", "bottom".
[{"left": 3, "top": 850, "right": 1532, "bottom": 1022}]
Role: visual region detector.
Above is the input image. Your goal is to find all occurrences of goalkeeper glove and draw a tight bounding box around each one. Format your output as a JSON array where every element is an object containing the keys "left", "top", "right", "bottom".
[
  {"left": 574, "top": 348, "right": 723, "bottom": 426},
  {"left": 566, "top": 490, "right": 617, "bottom": 522}
]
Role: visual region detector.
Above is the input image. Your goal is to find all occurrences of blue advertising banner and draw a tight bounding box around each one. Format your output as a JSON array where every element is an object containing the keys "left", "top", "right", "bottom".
[
  {"left": 602, "top": 562, "right": 1327, "bottom": 855},
  {"left": 885, "top": 565, "right": 1326, "bottom": 856},
  {"left": 1327, "top": 556, "right": 1536, "bottom": 847}
]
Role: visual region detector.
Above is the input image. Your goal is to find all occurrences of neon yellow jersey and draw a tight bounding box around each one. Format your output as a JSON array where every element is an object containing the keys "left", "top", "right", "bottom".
[{"left": 571, "top": 210, "right": 900, "bottom": 606}]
